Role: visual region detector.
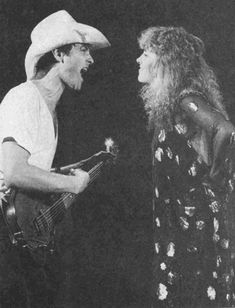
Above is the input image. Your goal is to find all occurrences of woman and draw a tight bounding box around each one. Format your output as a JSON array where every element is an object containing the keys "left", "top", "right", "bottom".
[{"left": 137, "top": 26, "right": 235, "bottom": 307}]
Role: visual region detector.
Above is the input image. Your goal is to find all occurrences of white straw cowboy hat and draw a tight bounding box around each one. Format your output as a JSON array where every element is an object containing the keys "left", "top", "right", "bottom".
[{"left": 25, "top": 10, "right": 111, "bottom": 80}]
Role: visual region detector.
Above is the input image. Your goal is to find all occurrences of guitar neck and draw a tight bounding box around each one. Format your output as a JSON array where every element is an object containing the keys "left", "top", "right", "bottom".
[
  {"left": 34, "top": 161, "right": 104, "bottom": 234},
  {"left": 62, "top": 161, "right": 104, "bottom": 209}
]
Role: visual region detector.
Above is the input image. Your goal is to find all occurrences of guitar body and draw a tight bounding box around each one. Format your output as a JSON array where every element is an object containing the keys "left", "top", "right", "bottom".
[
  {"left": 0, "top": 149, "right": 117, "bottom": 251},
  {"left": 1, "top": 189, "right": 57, "bottom": 249}
]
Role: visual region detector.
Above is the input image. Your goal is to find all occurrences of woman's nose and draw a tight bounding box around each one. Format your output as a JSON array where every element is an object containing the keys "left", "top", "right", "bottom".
[
  {"left": 87, "top": 51, "right": 94, "bottom": 65},
  {"left": 136, "top": 55, "right": 142, "bottom": 64}
]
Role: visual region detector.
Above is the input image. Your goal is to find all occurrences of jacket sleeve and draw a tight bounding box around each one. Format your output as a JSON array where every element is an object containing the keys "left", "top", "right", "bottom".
[{"left": 179, "top": 95, "right": 235, "bottom": 185}]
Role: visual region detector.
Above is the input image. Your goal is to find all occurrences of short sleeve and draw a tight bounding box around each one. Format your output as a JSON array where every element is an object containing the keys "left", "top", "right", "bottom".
[{"left": 0, "top": 84, "right": 39, "bottom": 154}]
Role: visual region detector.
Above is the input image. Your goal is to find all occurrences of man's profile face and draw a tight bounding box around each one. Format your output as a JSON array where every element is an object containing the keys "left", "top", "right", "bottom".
[{"left": 59, "top": 43, "right": 94, "bottom": 91}]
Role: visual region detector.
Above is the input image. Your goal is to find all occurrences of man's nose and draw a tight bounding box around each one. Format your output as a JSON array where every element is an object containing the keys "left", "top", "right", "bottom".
[{"left": 136, "top": 56, "right": 141, "bottom": 64}]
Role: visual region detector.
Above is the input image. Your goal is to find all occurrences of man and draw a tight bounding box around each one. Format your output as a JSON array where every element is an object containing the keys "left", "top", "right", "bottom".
[{"left": 0, "top": 10, "right": 110, "bottom": 307}]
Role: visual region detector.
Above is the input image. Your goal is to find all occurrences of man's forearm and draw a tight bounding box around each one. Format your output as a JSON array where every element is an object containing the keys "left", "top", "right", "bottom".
[{"left": 5, "top": 162, "right": 75, "bottom": 194}]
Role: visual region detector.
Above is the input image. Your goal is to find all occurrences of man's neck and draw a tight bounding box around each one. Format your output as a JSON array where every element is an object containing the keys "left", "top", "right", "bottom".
[{"left": 32, "top": 66, "right": 65, "bottom": 114}]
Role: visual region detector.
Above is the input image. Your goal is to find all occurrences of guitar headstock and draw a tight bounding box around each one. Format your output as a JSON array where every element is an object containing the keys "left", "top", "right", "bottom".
[
  {"left": 51, "top": 138, "right": 119, "bottom": 174},
  {"left": 104, "top": 138, "right": 119, "bottom": 160}
]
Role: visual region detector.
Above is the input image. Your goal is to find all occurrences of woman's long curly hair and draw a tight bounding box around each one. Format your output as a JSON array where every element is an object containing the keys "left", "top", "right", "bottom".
[{"left": 138, "top": 26, "right": 227, "bottom": 131}]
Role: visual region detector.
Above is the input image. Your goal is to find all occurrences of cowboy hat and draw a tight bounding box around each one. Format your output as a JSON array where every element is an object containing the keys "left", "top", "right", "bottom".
[{"left": 25, "top": 10, "right": 110, "bottom": 79}]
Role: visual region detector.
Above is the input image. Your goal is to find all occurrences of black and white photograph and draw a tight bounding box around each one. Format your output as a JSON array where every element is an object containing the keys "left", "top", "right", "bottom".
[{"left": 0, "top": 1, "right": 234, "bottom": 307}]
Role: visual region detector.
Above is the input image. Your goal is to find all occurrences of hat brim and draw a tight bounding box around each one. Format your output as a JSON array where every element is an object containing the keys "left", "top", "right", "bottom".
[{"left": 25, "top": 13, "right": 110, "bottom": 80}]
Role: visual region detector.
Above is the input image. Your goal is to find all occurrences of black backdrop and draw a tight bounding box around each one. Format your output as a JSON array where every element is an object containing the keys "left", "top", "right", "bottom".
[{"left": 0, "top": 1, "right": 234, "bottom": 307}]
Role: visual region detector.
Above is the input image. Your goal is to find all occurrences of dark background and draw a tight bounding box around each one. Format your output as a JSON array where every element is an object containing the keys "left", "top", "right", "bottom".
[{"left": 0, "top": 0, "right": 234, "bottom": 307}]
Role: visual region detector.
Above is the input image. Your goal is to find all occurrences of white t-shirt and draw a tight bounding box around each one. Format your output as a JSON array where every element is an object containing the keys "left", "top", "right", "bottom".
[{"left": 0, "top": 81, "right": 58, "bottom": 181}]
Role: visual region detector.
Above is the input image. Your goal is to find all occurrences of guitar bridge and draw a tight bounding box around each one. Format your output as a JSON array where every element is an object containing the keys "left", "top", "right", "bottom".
[
  {"left": 12, "top": 230, "right": 25, "bottom": 245},
  {"left": 34, "top": 210, "right": 52, "bottom": 235}
]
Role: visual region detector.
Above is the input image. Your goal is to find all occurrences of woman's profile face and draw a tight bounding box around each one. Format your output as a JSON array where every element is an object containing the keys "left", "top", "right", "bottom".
[{"left": 136, "top": 49, "right": 158, "bottom": 84}]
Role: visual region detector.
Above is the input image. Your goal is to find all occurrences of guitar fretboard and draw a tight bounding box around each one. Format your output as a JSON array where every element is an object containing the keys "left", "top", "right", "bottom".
[{"left": 34, "top": 161, "right": 104, "bottom": 234}]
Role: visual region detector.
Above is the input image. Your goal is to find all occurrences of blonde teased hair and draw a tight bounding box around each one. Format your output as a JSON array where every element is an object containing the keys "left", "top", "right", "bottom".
[{"left": 138, "top": 27, "right": 227, "bottom": 131}]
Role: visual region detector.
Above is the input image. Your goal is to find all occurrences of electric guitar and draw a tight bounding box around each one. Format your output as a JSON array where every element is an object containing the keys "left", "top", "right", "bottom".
[{"left": 0, "top": 148, "right": 117, "bottom": 250}]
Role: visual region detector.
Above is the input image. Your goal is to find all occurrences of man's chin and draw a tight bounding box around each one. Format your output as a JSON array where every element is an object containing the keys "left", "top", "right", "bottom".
[
  {"left": 74, "top": 83, "right": 82, "bottom": 91},
  {"left": 75, "top": 78, "right": 83, "bottom": 91}
]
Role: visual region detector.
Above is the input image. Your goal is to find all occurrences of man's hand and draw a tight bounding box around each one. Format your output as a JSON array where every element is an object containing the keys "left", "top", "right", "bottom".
[{"left": 69, "top": 168, "right": 90, "bottom": 194}]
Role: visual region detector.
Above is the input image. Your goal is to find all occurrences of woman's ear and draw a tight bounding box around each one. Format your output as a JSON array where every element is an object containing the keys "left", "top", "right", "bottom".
[{"left": 52, "top": 49, "right": 64, "bottom": 63}]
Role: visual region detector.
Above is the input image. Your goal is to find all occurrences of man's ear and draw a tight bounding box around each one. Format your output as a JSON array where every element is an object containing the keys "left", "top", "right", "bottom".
[{"left": 52, "top": 49, "right": 64, "bottom": 63}]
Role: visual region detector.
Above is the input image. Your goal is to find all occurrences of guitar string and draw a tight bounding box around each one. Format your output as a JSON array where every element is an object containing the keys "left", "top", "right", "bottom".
[
  {"left": 47, "top": 164, "right": 103, "bottom": 227},
  {"left": 36, "top": 164, "right": 102, "bottom": 232},
  {"left": 36, "top": 162, "right": 103, "bottom": 231},
  {"left": 50, "top": 163, "right": 102, "bottom": 221},
  {"left": 36, "top": 162, "right": 104, "bottom": 231}
]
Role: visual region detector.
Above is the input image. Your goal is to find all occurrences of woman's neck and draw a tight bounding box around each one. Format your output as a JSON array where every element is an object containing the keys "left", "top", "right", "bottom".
[{"left": 32, "top": 65, "right": 65, "bottom": 114}]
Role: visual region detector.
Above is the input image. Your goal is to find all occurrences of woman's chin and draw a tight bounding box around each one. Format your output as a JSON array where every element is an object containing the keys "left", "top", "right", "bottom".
[
  {"left": 138, "top": 75, "right": 146, "bottom": 83},
  {"left": 138, "top": 73, "right": 151, "bottom": 84}
]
